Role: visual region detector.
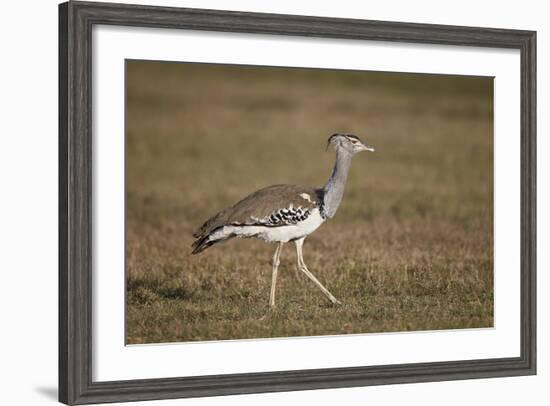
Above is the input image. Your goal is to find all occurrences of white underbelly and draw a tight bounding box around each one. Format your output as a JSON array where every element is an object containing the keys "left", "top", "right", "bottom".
[{"left": 211, "top": 208, "right": 325, "bottom": 243}]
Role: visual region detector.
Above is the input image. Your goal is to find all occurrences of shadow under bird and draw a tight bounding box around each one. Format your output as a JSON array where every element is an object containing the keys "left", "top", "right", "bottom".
[{"left": 192, "top": 133, "right": 374, "bottom": 306}]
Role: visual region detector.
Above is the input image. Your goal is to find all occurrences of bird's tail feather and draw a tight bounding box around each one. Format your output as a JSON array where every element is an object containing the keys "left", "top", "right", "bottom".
[
  {"left": 191, "top": 229, "right": 232, "bottom": 255},
  {"left": 191, "top": 235, "right": 214, "bottom": 254}
]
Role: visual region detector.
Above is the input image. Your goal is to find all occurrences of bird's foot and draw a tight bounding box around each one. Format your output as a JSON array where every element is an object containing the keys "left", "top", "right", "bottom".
[{"left": 329, "top": 297, "right": 342, "bottom": 306}]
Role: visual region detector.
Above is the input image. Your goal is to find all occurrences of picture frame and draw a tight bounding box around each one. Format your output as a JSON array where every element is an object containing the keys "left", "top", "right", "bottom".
[{"left": 59, "top": 1, "right": 536, "bottom": 404}]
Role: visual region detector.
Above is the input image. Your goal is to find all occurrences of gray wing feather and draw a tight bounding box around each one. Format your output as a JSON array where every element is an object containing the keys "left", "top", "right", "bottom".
[{"left": 192, "top": 184, "right": 323, "bottom": 239}]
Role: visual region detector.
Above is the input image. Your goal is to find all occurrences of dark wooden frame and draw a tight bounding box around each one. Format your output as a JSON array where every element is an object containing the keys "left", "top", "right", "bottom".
[{"left": 59, "top": 1, "right": 537, "bottom": 404}]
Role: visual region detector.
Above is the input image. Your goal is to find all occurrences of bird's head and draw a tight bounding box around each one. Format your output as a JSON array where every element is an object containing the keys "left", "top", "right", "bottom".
[{"left": 326, "top": 133, "right": 374, "bottom": 155}]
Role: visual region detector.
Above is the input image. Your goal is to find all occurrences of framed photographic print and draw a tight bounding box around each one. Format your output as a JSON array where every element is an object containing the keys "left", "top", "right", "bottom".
[{"left": 59, "top": 1, "right": 536, "bottom": 404}]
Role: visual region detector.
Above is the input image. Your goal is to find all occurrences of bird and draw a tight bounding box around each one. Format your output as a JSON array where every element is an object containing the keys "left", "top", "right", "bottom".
[{"left": 191, "top": 133, "right": 374, "bottom": 307}]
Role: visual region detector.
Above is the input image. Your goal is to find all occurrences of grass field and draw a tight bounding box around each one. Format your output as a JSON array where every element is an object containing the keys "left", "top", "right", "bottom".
[{"left": 126, "top": 61, "right": 494, "bottom": 344}]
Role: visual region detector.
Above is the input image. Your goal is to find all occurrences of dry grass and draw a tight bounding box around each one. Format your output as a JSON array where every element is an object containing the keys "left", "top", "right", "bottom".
[{"left": 126, "top": 61, "right": 493, "bottom": 344}]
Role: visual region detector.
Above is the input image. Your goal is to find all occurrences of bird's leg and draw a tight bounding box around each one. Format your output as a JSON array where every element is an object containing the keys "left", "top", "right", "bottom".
[
  {"left": 269, "top": 242, "right": 284, "bottom": 307},
  {"left": 292, "top": 263, "right": 304, "bottom": 284},
  {"left": 295, "top": 238, "right": 341, "bottom": 305}
]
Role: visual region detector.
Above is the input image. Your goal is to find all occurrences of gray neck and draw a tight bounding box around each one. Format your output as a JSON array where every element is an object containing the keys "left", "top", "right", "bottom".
[{"left": 322, "top": 148, "right": 353, "bottom": 218}]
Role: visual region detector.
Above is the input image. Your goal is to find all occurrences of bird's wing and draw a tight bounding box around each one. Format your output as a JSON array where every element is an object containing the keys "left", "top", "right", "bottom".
[{"left": 193, "top": 185, "right": 323, "bottom": 238}]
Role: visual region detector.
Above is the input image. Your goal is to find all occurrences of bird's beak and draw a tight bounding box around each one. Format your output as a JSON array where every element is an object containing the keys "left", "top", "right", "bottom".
[{"left": 361, "top": 143, "right": 375, "bottom": 152}]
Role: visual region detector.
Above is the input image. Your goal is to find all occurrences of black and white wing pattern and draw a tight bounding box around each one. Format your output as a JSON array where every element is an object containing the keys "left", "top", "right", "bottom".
[
  {"left": 191, "top": 184, "right": 325, "bottom": 254},
  {"left": 251, "top": 205, "right": 313, "bottom": 227},
  {"left": 193, "top": 184, "right": 322, "bottom": 235}
]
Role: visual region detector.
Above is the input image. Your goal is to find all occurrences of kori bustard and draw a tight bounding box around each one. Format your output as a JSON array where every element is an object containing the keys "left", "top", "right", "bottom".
[{"left": 192, "top": 133, "right": 374, "bottom": 306}]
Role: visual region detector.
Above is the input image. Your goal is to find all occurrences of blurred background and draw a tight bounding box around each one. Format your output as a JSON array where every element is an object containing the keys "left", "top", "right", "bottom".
[{"left": 126, "top": 60, "right": 493, "bottom": 344}]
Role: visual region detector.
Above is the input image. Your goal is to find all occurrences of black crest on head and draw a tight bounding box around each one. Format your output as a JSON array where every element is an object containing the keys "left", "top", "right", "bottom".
[
  {"left": 344, "top": 134, "right": 361, "bottom": 141},
  {"left": 326, "top": 133, "right": 362, "bottom": 150}
]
